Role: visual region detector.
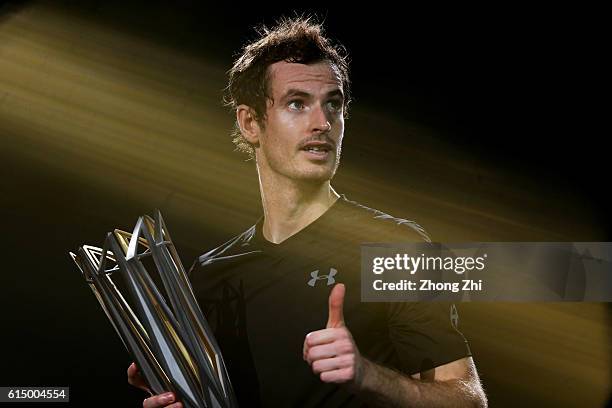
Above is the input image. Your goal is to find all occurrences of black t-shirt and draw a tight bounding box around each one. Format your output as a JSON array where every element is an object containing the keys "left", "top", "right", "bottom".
[{"left": 189, "top": 195, "right": 471, "bottom": 407}]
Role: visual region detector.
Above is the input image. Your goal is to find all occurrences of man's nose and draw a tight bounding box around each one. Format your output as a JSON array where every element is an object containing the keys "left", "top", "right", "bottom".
[{"left": 310, "top": 104, "right": 331, "bottom": 133}]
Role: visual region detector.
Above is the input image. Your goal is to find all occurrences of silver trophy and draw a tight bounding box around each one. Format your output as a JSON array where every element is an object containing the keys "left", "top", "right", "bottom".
[{"left": 70, "top": 212, "right": 238, "bottom": 408}]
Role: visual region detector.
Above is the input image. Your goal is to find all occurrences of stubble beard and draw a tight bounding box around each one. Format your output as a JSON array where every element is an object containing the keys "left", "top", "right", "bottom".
[
  {"left": 295, "top": 144, "right": 342, "bottom": 184},
  {"left": 264, "top": 147, "right": 342, "bottom": 185}
]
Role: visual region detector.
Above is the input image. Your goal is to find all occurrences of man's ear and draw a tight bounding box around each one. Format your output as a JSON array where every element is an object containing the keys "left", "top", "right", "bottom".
[{"left": 236, "top": 105, "right": 262, "bottom": 145}]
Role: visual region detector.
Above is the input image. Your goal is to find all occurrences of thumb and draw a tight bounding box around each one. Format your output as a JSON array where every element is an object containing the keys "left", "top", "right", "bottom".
[{"left": 326, "top": 283, "right": 345, "bottom": 328}]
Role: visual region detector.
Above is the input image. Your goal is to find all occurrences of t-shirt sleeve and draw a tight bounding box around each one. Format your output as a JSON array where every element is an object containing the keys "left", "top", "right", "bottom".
[{"left": 386, "top": 301, "right": 472, "bottom": 375}]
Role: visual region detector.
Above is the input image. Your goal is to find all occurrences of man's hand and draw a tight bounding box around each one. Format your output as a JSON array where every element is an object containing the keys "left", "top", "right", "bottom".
[
  {"left": 127, "top": 362, "right": 182, "bottom": 408},
  {"left": 302, "top": 286, "right": 487, "bottom": 407},
  {"left": 303, "top": 284, "right": 365, "bottom": 388}
]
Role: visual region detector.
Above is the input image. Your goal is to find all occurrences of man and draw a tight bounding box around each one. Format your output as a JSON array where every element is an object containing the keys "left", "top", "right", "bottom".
[{"left": 128, "top": 16, "right": 487, "bottom": 407}]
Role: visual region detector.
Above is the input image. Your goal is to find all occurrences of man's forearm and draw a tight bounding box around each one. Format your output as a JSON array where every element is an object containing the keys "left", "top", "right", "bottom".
[{"left": 356, "top": 359, "right": 487, "bottom": 408}]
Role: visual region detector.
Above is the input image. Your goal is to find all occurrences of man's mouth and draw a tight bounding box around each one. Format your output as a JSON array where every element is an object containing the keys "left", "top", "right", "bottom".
[
  {"left": 300, "top": 141, "right": 334, "bottom": 154},
  {"left": 304, "top": 146, "right": 329, "bottom": 153}
]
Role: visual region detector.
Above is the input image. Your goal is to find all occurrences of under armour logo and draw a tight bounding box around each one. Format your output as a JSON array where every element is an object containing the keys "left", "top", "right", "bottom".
[{"left": 308, "top": 268, "right": 337, "bottom": 287}]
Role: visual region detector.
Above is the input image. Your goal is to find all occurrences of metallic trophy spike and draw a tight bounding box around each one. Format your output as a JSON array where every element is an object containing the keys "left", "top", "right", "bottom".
[{"left": 70, "top": 211, "right": 238, "bottom": 408}]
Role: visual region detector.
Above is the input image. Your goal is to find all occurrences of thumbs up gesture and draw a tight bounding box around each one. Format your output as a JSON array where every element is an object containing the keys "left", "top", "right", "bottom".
[{"left": 303, "top": 284, "right": 365, "bottom": 387}]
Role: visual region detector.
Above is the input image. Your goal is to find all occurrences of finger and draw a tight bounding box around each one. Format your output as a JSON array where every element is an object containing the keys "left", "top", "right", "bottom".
[
  {"left": 143, "top": 392, "right": 175, "bottom": 408},
  {"left": 166, "top": 403, "right": 183, "bottom": 408},
  {"left": 127, "top": 362, "right": 152, "bottom": 394},
  {"left": 326, "top": 283, "right": 345, "bottom": 328},
  {"left": 305, "top": 343, "right": 339, "bottom": 364},
  {"left": 320, "top": 367, "right": 355, "bottom": 384},
  {"left": 127, "top": 362, "right": 138, "bottom": 377},
  {"left": 311, "top": 355, "right": 353, "bottom": 374},
  {"left": 306, "top": 328, "right": 346, "bottom": 347}
]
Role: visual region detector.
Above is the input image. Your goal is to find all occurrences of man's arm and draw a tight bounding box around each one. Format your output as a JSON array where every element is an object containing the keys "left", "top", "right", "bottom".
[
  {"left": 357, "top": 356, "right": 486, "bottom": 408},
  {"left": 303, "top": 284, "right": 487, "bottom": 408}
]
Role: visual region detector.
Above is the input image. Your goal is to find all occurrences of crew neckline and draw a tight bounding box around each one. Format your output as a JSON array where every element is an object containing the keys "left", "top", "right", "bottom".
[{"left": 254, "top": 194, "right": 348, "bottom": 251}]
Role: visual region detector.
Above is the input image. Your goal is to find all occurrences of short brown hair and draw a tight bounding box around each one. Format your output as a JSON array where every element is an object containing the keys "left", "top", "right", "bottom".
[{"left": 224, "top": 15, "right": 351, "bottom": 158}]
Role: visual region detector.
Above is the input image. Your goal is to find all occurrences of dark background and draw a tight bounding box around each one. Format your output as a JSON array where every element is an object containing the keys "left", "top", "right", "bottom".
[{"left": 1, "top": 1, "right": 609, "bottom": 406}]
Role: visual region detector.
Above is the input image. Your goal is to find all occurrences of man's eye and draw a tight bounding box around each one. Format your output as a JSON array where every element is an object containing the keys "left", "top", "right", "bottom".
[
  {"left": 288, "top": 100, "right": 305, "bottom": 110},
  {"left": 326, "top": 100, "right": 342, "bottom": 113}
]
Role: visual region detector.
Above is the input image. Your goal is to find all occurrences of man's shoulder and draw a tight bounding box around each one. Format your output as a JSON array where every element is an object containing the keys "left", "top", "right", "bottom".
[
  {"left": 333, "top": 195, "right": 430, "bottom": 243},
  {"left": 190, "top": 196, "right": 429, "bottom": 272}
]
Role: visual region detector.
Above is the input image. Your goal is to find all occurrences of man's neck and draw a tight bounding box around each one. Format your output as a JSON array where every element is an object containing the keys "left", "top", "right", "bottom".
[{"left": 258, "top": 170, "right": 339, "bottom": 244}]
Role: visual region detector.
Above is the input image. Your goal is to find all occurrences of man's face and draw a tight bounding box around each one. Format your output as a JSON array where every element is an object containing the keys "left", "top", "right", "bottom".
[{"left": 254, "top": 60, "right": 345, "bottom": 183}]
